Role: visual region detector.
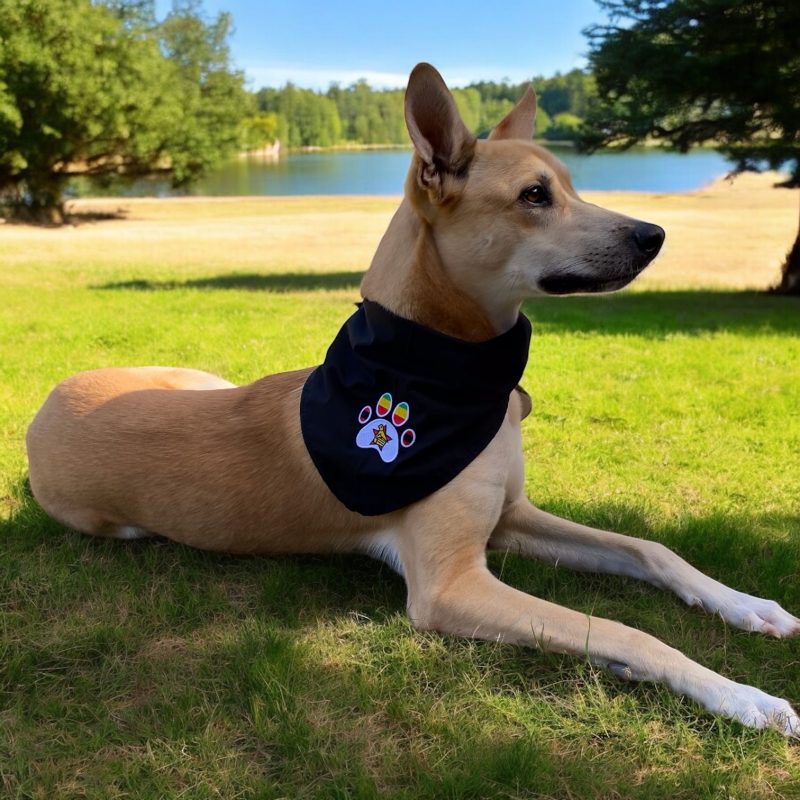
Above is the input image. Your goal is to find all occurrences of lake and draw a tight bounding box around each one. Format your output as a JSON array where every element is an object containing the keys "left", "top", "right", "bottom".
[{"left": 70, "top": 146, "right": 734, "bottom": 198}]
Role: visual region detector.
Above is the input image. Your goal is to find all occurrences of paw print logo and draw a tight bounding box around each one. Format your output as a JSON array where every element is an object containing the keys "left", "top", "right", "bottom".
[{"left": 355, "top": 392, "right": 416, "bottom": 463}]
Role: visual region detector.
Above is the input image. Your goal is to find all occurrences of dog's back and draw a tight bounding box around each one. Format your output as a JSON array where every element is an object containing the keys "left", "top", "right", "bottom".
[{"left": 27, "top": 365, "right": 381, "bottom": 551}]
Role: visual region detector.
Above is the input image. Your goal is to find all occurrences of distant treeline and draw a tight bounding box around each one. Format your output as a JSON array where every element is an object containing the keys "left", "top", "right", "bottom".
[{"left": 240, "top": 69, "right": 595, "bottom": 150}]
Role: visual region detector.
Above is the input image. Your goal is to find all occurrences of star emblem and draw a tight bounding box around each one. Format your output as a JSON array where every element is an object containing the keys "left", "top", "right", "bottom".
[{"left": 370, "top": 423, "right": 392, "bottom": 450}]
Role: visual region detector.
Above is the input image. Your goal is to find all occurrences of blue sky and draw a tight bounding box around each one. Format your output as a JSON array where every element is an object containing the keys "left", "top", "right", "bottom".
[{"left": 154, "top": 0, "right": 606, "bottom": 90}]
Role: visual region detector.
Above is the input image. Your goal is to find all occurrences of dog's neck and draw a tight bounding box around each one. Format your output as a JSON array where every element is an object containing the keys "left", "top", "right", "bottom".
[{"left": 360, "top": 200, "right": 516, "bottom": 342}]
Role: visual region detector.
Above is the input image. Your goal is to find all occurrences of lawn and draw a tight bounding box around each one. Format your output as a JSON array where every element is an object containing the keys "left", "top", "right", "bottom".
[{"left": 2, "top": 181, "right": 800, "bottom": 798}]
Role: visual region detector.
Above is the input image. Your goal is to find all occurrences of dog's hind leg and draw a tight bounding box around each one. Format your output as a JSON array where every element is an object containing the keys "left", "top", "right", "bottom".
[
  {"left": 490, "top": 499, "right": 800, "bottom": 639},
  {"left": 26, "top": 365, "right": 234, "bottom": 541},
  {"left": 38, "top": 503, "right": 156, "bottom": 540}
]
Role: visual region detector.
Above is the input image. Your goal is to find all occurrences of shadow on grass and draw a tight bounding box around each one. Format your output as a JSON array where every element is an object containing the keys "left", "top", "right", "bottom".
[
  {"left": 1, "top": 208, "right": 129, "bottom": 227},
  {"left": 95, "top": 273, "right": 800, "bottom": 335},
  {"left": 521, "top": 290, "right": 800, "bottom": 337},
  {"left": 97, "top": 271, "right": 364, "bottom": 293},
  {"left": 4, "top": 479, "right": 799, "bottom": 632},
  {"left": 68, "top": 208, "right": 130, "bottom": 224},
  {"left": 4, "top": 483, "right": 800, "bottom": 796}
]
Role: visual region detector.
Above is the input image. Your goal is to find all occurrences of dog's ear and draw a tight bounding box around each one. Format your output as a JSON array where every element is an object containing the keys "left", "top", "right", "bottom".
[
  {"left": 405, "top": 63, "right": 476, "bottom": 203},
  {"left": 488, "top": 86, "right": 537, "bottom": 141}
]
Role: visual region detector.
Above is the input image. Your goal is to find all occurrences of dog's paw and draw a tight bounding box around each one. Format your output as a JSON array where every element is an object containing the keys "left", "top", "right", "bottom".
[
  {"left": 722, "top": 590, "right": 800, "bottom": 638},
  {"left": 355, "top": 392, "right": 416, "bottom": 463},
  {"left": 703, "top": 681, "right": 800, "bottom": 737},
  {"left": 686, "top": 586, "right": 800, "bottom": 638}
]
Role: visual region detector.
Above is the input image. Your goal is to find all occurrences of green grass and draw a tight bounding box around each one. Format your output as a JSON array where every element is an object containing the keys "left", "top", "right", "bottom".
[{"left": 2, "top": 257, "right": 800, "bottom": 798}]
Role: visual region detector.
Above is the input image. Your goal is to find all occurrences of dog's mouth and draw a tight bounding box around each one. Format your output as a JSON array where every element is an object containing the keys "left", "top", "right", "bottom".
[
  {"left": 538, "top": 225, "right": 664, "bottom": 296},
  {"left": 538, "top": 269, "right": 644, "bottom": 296}
]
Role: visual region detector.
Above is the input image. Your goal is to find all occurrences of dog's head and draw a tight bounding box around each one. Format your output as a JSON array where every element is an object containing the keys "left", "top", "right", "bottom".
[{"left": 403, "top": 63, "right": 664, "bottom": 313}]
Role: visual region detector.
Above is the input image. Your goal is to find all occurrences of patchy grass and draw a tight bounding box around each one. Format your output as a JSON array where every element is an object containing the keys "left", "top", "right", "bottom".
[{"left": 2, "top": 186, "right": 800, "bottom": 798}]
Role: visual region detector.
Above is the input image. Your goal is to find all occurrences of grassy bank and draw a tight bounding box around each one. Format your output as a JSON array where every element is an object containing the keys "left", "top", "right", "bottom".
[{"left": 2, "top": 175, "right": 800, "bottom": 798}]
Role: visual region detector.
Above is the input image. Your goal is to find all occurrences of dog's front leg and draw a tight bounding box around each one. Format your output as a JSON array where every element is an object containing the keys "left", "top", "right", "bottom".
[
  {"left": 403, "top": 541, "right": 799, "bottom": 735},
  {"left": 490, "top": 499, "right": 800, "bottom": 638}
]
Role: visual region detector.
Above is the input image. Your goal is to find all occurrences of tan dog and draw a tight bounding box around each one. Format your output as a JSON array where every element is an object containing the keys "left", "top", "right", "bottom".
[{"left": 27, "top": 63, "right": 799, "bottom": 735}]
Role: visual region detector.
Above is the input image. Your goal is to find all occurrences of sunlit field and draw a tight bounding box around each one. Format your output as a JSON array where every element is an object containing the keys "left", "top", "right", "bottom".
[{"left": 2, "top": 174, "right": 799, "bottom": 798}]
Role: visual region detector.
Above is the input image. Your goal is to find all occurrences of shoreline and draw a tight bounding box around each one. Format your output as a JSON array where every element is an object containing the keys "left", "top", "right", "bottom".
[
  {"left": 250, "top": 140, "right": 727, "bottom": 155},
  {"left": 0, "top": 172, "right": 787, "bottom": 294},
  {"left": 47, "top": 168, "right": 794, "bottom": 211},
  {"left": 292, "top": 143, "right": 410, "bottom": 153},
  {"left": 60, "top": 165, "right": 749, "bottom": 205}
]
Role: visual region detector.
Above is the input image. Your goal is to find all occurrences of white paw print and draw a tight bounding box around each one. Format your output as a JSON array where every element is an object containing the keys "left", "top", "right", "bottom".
[{"left": 355, "top": 392, "right": 416, "bottom": 463}]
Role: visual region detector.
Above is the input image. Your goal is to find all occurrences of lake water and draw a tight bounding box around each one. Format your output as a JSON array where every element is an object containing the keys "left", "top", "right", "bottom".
[{"left": 71, "top": 146, "right": 734, "bottom": 198}]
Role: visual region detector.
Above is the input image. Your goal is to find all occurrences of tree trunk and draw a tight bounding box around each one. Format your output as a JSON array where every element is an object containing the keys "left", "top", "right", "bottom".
[
  {"left": 775, "top": 199, "right": 800, "bottom": 295},
  {"left": 4, "top": 177, "right": 68, "bottom": 225}
]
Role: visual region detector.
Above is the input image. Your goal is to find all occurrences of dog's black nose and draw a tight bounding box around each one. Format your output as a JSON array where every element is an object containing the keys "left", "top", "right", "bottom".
[{"left": 633, "top": 222, "right": 665, "bottom": 257}]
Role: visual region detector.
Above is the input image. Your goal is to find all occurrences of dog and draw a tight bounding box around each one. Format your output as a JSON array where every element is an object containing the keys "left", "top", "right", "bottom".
[{"left": 26, "top": 63, "right": 800, "bottom": 735}]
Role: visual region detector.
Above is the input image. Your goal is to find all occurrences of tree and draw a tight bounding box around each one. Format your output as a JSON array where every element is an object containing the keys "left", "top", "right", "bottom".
[
  {"left": 266, "top": 84, "right": 342, "bottom": 147},
  {"left": 479, "top": 98, "right": 514, "bottom": 135},
  {"left": 581, "top": 0, "right": 800, "bottom": 293},
  {"left": 0, "top": 0, "right": 248, "bottom": 223},
  {"left": 158, "top": 1, "right": 250, "bottom": 180},
  {"left": 251, "top": 74, "right": 593, "bottom": 149},
  {"left": 240, "top": 112, "right": 281, "bottom": 152},
  {"left": 545, "top": 112, "right": 583, "bottom": 142},
  {"left": 452, "top": 88, "right": 481, "bottom": 133},
  {"left": 535, "top": 108, "right": 552, "bottom": 139}
]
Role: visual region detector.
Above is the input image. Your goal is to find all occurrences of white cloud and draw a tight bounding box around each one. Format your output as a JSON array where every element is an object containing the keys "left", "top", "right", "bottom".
[
  {"left": 244, "top": 65, "right": 409, "bottom": 91},
  {"left": 242, "top": 57, "right": 590, "bottom": 91}
]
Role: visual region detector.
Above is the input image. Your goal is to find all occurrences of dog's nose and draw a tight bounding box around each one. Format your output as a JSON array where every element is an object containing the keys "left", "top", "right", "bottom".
[{"left": 632, "top": 222, "right": 665, "bottom": 257}]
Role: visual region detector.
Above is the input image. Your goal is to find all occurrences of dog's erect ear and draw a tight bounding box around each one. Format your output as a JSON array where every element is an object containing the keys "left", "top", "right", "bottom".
[
  {"left": 405, "top": 63, "right": 476, "bottom": 201},
  {"left": 488, "top": 86, "right": 537, "bottom": 141}
]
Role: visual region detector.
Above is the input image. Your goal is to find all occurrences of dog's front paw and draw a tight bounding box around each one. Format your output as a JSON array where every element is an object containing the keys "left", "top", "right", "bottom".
[
  {"left": 355, "top": 392, "right": 416, "bottom": 463},
  {"left": 722, "top": 590, "right": 800, "bottom": 638},
  {"left": 703, "top": 681, "right": 800, "bottom": 737},
  {"left": 687, "top": 586, "right": 800, "bottom": 638}
]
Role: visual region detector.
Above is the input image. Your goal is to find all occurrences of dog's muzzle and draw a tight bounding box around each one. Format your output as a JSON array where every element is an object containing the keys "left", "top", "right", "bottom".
[{"left": 538, "top": 220, "right": 666, "bottom": 295}]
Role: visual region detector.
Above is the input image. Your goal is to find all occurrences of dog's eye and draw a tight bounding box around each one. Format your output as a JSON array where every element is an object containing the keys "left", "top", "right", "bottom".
[{"left": 519, "top": 185, "right": 549, "bottom": 206}]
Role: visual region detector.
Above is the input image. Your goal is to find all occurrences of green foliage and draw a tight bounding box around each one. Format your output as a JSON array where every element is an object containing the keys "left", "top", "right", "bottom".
[
  {"left": 0, "top": 0, "right": 248, "bottom": 220},
  {"left": 582, "top": 0, "right": 800, "bottom": 175},
  {"left": 538, "top": 69, "right": 596, "bottom": 118},
  {"left": 252, "top": 69, "right": 595, "bottom": 147},
  {"left": 581, "top": 0, "right": 800, "bottom": 291},
  {"left": 452, "top": 87, "right": 482, "bottom": 132},
  {"left": 535, "top": 107, "right": 552, "bottom": 138},
  {"left": 478, "top": 98, "right": 514, "bottom": 135},
  {"left": 545, "top": 112, "right": 584, "bottom": 141},
  {"left": 258, "top": 84, "right": 343, "bottom": 147},
  {"left": 468, "top": 70, "right": 596, "bottom": 138},
  {"left": 157, "top": 1, "right": 250, "bottom": 183},
  {"left": 239, "top": 112, "right": 281, "bottom": 152},
  {"left": 328, "top": 81, "right": 406, "bottom": 145}
]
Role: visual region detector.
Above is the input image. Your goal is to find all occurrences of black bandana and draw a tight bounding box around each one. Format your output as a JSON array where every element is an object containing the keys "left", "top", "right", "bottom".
[{"left": 300, "top": 300, "right": 532, "bottom": 516}]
